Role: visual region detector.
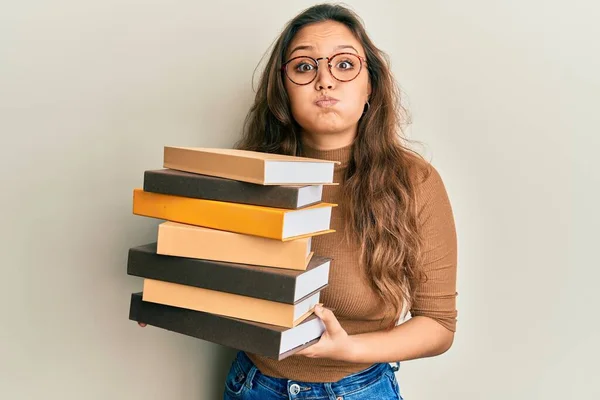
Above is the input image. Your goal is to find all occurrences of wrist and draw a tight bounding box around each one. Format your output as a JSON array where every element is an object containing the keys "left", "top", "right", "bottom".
[{"left": 344, "top": 335, "right": 363, "bottom": 363}]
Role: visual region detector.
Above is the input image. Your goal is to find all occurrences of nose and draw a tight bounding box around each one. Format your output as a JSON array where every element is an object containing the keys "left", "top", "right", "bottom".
[{"left": 314, "top": 60, "right": 335, "bottom": 90}]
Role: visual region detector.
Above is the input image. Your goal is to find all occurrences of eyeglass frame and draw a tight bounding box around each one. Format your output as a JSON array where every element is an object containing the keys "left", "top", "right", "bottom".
[{"left": 281, "top": 52, "right": 368, "bottom": 85}]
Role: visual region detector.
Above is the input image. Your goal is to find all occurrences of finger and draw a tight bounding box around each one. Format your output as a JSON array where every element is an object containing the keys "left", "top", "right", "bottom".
[
  {"left": 295, "top": 348, "right": 307, "bottom": 356},
  {"left": 138, "top": 322, "right": 147, "bottom": 327},
  {"left": 295, "top": 347, "right": 317, "bottom": 358},
  {"left": 314, "top": 306, "right": 344, "bottom": 336},
  {"left": 295, "top": 338, "right": 321, "bottom": 357}
]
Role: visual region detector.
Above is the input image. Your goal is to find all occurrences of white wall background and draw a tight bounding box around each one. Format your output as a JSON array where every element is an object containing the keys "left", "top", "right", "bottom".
[{"left": 1, "top": 1, "right": 597, "bottom": 399}]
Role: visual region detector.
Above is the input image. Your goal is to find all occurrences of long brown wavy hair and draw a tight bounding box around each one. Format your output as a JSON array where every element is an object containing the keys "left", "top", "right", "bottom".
[{"left": 235, "top": 3, "right": 432, "bottom": 328}]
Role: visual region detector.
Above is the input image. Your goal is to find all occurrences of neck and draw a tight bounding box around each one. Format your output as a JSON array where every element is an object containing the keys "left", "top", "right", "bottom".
[
  {"left": 302, "top": 138, "right": 354, "bottom": 169},
  {"left": 301, "top": 128, "right": 357, "bottom": 151}
]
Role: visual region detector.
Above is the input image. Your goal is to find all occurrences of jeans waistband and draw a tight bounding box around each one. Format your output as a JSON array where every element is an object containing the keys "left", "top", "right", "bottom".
[{"left": 235, "top": 351, "right": 394, "bottom": 398}]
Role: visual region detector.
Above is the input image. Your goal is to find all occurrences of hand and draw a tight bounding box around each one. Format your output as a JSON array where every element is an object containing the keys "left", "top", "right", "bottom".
[{"left": 295, "top": 305, "right": 353, "bottom": 361}]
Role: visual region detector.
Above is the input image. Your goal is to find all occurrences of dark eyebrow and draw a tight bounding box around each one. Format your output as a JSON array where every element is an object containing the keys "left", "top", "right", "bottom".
[
  {"left": 288, "top": 44, "right": 360, "bottom": 57},
  {"left": 288, "top": 45, "right": 314, "bottom": 57}
]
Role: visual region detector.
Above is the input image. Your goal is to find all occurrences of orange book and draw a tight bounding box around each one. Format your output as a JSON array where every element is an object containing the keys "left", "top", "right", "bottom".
[
  {"left": 157, "top": 222, "right": 314, "bottom": 270},
  {"left": 142, "top": 279, "right": 322, "bottom": 328},
  {"left": 132, "top": 189, "right": 336, "bottom": 241}
]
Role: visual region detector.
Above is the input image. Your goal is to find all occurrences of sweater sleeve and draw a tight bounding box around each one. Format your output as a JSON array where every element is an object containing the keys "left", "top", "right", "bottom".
[{"left": 410, "top": 164, "right": 458, "bottom": 332}]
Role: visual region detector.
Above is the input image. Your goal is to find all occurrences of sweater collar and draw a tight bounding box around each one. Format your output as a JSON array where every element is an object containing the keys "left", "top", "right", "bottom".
[{"left": 302, "top": 140, "right": 353, "bottom": 168}]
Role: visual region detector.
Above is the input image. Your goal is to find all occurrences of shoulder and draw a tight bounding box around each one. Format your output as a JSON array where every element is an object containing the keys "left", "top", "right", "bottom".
[
  {"left": 405, "top": 152, "right": 446, "bottom": 195},
  {"left": 403, "top": 151, "right": 452, "bottom": 216}
]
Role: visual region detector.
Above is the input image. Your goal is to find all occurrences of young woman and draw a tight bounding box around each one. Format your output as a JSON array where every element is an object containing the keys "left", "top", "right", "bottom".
[{"left": 224, "top": 4, "right": 458, "bottom": 399}]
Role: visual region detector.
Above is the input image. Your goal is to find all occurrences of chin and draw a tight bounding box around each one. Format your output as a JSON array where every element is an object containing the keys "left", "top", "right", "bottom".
[{"left": 308, "top": 119, "right": 347, "bottom": 135}]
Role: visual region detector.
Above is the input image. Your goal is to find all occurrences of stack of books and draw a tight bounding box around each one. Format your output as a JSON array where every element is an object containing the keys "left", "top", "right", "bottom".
[{"left": 127, "top": 146, "right": 339, "bottom": 360}]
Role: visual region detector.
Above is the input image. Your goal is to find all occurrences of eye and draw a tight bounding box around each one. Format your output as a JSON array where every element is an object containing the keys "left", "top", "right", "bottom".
[
  {"left": 295, "top": 62, "right": 315, "bottom": 73},
  {"left": 336, "top": 59, "right": 355, "bottom": 70}
]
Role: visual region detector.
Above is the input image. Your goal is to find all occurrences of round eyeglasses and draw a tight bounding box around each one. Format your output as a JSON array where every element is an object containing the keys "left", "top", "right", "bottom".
[{"left": 281, "top": 52, "right": 368, "bottom": 85}]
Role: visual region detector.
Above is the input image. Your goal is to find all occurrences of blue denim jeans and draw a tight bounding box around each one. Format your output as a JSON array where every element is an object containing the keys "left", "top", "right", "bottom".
[{"left": 223, "top": 351, "right": 403, "bottom": 400}]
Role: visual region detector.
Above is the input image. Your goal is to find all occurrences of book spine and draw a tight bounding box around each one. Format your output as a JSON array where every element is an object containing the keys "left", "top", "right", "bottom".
[
  {"left": 144, "top": 170, "right": 301, "bottom": 209},
  {"left": 157, "top": 222, "right": 310, "bottom": 271},
  {"left": 129, "top": 293, "right": 282, "bottom": 359},
  {"left": 132, "top": 189, "right": 285, "bottom": 240},
  {"left": 127, "top": 245, "right": 297, "bottom": 303},
  {"left": 141, "top": 279, "right": 297, "bottom": 327},
  {"left": 164, "top": 147, "right": 265, "bottom": 184}
]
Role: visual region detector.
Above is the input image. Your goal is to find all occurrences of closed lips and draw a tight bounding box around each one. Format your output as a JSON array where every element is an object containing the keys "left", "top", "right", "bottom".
[{"left": 315, "top": 96, "right": 339, "bottom": 107}]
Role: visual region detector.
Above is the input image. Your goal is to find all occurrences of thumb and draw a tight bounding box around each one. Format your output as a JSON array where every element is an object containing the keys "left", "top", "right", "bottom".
[{"left": 314, "top": 305, "right": 344, "bottom": 336}]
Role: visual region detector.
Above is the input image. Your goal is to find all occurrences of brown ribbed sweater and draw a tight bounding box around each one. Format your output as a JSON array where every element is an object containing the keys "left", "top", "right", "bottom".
[{"left": 246, "top": 141, "right": 458, "bottom": 382}]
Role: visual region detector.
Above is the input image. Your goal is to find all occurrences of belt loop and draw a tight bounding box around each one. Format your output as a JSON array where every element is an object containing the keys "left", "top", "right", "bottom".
[
  {"left": 324, "top": 382, "right": 337, "bottom": 400},
  {"left": 391, "top": 361, "right": 400, "bottom": 372},
  {"left": 244, "top": 366, "right": 258, "bottom": 389}
]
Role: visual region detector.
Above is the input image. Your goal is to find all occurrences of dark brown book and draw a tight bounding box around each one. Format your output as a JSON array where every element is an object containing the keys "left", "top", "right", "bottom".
[
  {"left": 143, "top": 169, "right": 324, "bottom": 209},
  {"left": 127, "top": 243, "right": 331, "bottom": 304},
  {"left": 129, "top": 292, "right": 325, "bottom": 360}
]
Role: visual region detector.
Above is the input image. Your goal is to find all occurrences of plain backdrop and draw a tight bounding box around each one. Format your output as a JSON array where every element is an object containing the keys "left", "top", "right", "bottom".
[{"left": 1, "top": 1, "right": 597, "bottom": 399}]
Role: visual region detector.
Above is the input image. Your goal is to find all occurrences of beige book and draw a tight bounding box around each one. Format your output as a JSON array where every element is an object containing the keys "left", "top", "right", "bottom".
[
  {"left": 163, "top": 146, "right": 339, "bottom": 185},
  {"left": 142, "top": 279, "right": 322, "bottom": 328},
  {"left": 157, "top": 221, "right": 313, "bottom": 270}
]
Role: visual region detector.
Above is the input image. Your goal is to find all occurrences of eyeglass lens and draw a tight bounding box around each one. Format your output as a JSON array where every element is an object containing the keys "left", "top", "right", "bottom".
[{"left": 285, "top": 53, "right": 362, "bottom": 84}]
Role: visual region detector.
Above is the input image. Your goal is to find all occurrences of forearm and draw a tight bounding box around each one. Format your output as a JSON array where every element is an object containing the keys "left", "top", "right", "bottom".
[{"left": 345, "top": 316, "right": 454, "bottom": 364}]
